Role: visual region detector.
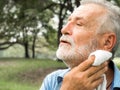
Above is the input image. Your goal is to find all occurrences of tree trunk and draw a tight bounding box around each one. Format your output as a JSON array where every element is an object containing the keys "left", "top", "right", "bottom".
[
  {"left": 57, "top": 3, "right": 65, "bottom": 46},
  {"left": 57, "top": 18, "right": 63, "bottom": 45},
  {"left": 32, "top": 43, "right": 35, "bottom": 58},
  {"left": 32, "top": 34, "right": 37, "bottom": 58},
  {"left": 24, "top": 42, "right": 30, "bottom": 58}
]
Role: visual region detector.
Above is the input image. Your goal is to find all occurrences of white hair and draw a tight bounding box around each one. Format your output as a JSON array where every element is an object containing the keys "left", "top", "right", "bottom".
[{"left": 80, "top": 0, "right": 120, "bottom": 58}]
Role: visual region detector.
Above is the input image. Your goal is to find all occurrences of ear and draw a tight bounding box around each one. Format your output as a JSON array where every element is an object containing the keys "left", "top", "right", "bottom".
[{"left": 103, "top": 33, "right": 116, "bottom": 51}]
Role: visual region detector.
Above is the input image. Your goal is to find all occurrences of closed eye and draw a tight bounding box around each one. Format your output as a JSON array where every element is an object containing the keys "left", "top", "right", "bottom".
[{"left": 76, "top": 22, "right": 83, "bottom": 26}]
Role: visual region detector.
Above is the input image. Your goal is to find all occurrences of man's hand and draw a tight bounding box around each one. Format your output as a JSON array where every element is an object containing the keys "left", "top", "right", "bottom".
[{"left": 60, "top": 56, "right": 108, "bottom": 90}]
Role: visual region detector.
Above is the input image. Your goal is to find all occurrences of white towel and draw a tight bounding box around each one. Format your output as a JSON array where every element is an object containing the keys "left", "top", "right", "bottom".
[{"left": 89, "top": 50, "right": 112, "bottom": 90}]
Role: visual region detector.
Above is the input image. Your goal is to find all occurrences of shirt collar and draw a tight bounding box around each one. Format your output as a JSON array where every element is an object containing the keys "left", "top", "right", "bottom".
[{"left": 57, "top": 68, "right": 70, "bottom": 84}]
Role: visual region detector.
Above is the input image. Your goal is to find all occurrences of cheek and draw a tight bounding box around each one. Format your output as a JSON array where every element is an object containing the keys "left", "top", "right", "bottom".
[
  {"left": 95, "top": 39, "right": 104, "bottom": 49},
  {"left": 72, "top": 31, "right": 94, "bottom": 47}
]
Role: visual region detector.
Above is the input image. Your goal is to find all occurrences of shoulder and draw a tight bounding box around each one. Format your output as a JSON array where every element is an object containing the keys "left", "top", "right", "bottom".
[{"left": 40, "top": 68, "right": 69, "bottom": 90}]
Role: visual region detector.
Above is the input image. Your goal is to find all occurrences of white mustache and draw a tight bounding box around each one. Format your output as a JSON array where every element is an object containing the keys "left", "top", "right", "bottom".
[{"left": 60, "top": 35, "right": 75, "bottom": 47}]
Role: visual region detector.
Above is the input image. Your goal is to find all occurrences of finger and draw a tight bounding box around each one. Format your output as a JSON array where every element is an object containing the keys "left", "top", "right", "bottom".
[
  {"left": 91, "top": 77, "right": 104, "bottom": 89},
  {"left": 89, "top": 66, "right": 108, "bottom": 82},
  {"left": 86, "top": 62, "right": 108, "bottom": 77},
  {"left": 78, "top": 55, "right": 95, "bottom": 71}
]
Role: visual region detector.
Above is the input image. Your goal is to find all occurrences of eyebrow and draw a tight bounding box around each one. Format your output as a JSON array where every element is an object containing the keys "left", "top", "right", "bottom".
[
  {"left": 76, "top": 17, "right": 84, "bottom": 21},
  {"left": 68, "top": 16, "right": 86, "bottom": 23}
]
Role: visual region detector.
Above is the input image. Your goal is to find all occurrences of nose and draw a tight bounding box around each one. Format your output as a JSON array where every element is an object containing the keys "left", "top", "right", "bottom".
[{"left": 61, "top": 22, "right": 73, "bottom": 35}]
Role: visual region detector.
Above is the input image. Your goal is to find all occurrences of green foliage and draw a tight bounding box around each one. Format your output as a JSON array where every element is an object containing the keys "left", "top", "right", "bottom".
[{"left": 0, "top": 0, "right": 58, "bottom": 58}]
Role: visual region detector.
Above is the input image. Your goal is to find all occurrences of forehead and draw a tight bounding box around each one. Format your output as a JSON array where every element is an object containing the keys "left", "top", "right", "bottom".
[{"left": 70, "top": 3, "right": 107, "bottom": 20}]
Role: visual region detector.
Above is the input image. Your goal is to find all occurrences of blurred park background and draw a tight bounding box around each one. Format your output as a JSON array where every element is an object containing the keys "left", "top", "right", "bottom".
[{"left": 0, "top": 0, "right": 120, "bottom": 90}]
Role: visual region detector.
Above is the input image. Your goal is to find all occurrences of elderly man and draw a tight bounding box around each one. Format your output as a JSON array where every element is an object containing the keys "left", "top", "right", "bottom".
[{"left": 40, "top": 0, "right": 120, "bottom": 90}]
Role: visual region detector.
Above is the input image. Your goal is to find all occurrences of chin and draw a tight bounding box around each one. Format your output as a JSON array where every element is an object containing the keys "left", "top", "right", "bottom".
[{"left": 56, "top": 49, "right": 83, "bottom": 68}]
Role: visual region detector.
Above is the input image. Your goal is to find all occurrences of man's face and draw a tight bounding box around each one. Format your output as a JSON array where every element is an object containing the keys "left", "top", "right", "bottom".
[{"left": 56, "top": 4, "right": 106, "bottom": 68}]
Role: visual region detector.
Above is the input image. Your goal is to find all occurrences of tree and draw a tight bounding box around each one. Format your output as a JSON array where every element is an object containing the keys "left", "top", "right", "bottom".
[
  {"left": 0, "top": 0, "right": 18, "bottom": 50},
  {"left": 0, "top": 0, "right": 56, "bottom": 58},
  {"left": 12, "top": 0, "right": 56, "bottom": 58}
]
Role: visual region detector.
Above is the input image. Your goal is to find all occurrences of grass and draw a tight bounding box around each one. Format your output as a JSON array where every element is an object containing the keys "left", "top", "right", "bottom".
[
  {"left": 0, "top": 58, "right": 119, "bottom": 90},
  {"left": 0, "top": 81, "right": 38, "bottom": 90},
  {"left": 0, "top": 58, "right": 66, "bottom": 90}
]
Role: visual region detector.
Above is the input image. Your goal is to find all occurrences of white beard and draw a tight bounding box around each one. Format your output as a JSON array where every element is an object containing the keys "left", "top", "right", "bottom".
[{"left": 56, "top": 36, "right": 98, "bottom": 68}]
